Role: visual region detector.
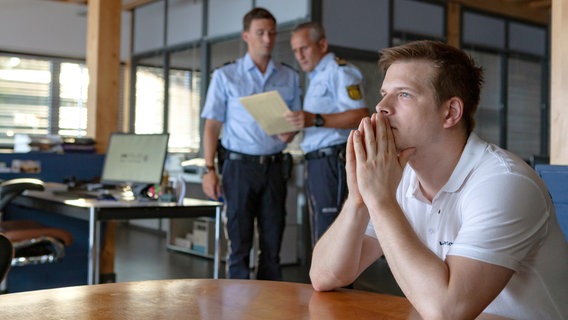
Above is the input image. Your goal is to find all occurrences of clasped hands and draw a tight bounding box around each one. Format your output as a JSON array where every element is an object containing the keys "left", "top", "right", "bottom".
[{"left": 346, "top": 113, "right": 415, "bottom": 212}]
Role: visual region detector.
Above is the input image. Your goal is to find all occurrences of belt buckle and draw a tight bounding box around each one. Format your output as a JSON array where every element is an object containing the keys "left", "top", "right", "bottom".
[
  {"left": 259, "top": 155, "right": 268, "bottom": 165},
  {"left": 321, "top": 148, "right": 334, "bottom": 158}
]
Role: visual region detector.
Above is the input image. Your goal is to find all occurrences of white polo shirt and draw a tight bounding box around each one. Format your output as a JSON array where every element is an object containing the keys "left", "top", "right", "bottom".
[{"left": 366, "top": 133, "right": 568, "bottom": 319}]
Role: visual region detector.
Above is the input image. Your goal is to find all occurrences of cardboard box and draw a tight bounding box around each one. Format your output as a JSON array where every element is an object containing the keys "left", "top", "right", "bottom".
[
  {"left": 192, "top": 217, "right": 226, "bottom": 256},
  {"left": 173, "top": 237, "right": 192, "bottom": 249}
]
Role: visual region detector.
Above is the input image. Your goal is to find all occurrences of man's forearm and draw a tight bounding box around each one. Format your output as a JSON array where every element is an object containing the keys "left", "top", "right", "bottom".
[
  {"left": 366, "top": 200, "right": 462, "bottom": 317},
  {"left": 320, "top": 108, "right": 369, "bottom": 129},
  {"left": 203, "top": 119, "right": 222, "bottom": 166},
  {"left": 309, "top": 198, "right": 377, "bottom": 291}
]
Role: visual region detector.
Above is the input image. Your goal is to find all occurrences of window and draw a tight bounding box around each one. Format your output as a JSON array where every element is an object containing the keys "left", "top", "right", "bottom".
[
  {"left": 169, "top": 47, "right": 202, "bottom": 153},
  {"left": 466, "top": 50, "right": 503, "bottom": 146},
  {"left": 133, "top": 46, "right": 203, "bottom": 154},
  {"left": 507, "top": 56, "right": 543, "bottom": 159},
  {"left": 59, "top": 62, "right": 89, "bottom": 136},
  {"left": 134, "top": 64, "right": 165, "bottom": 134},
  {"left": 0, "top": 54, "right": 89, "bottom": 149}
]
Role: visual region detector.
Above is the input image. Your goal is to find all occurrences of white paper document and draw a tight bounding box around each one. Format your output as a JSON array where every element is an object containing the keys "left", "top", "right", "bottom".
[{"left": 239, "top": 91, "right": 297, "bottom": 135}]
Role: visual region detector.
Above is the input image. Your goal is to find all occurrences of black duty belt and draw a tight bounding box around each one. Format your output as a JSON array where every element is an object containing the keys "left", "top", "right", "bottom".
[
  {"left": 226, "top": 151, "right": 284, "bottom": 165},
  {"left": 304, "top": 144, "right": 346, "bottom": 160}
]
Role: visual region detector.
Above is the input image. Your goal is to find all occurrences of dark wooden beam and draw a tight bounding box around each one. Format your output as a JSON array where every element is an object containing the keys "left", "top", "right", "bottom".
[{"left": 454, "top": 0, "right": 549, "bottom": 25}]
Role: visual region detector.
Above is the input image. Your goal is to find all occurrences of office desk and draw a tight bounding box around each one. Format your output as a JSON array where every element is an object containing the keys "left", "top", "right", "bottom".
[
  {"left": 12, "top": 191, "right": 222, "bottom": 284},
  {"left": 0, "top": 279, "right": 510, "bottom": 320}
]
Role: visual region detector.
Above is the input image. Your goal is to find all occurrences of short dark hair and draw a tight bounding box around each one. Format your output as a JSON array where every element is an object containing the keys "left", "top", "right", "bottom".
[
  {"left": 379, "top": 40, "right": 484, "bottom": 134},
  {"left": 243, "top": 7, "right": 276, "bottom": 32},
  {"left": 292, "top": 22, "right": 326, "bottom": 42}
]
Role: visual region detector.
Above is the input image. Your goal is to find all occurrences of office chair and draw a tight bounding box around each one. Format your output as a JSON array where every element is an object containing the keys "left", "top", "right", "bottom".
[
  {"left": 0, "top": 233, "right": 13, "bottom": 284},
  {"left": 0, "top": 178, "right": 73, "bottom": 292}
]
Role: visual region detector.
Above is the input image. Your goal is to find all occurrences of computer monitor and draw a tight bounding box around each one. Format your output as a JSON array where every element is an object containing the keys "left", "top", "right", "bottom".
[{"left": 101, "top": 133, "right": 169, "bottom": 188}]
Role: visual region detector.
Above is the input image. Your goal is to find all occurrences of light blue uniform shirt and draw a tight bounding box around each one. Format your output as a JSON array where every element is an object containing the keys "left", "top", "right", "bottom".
[
  {"left": 201, "top": 53, "right": 301, "bottom": 155},
  {"left": 301, "top": 52, "right": 366, "bottom": 153}
]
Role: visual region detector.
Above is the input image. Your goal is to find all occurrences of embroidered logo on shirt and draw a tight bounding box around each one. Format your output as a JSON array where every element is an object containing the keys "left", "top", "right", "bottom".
[
  {"left": 347, "top": 84, "right": 362, "bottom": 100},
  {"left": 439, "top": 241, "right": 453, "bottom": 246}
]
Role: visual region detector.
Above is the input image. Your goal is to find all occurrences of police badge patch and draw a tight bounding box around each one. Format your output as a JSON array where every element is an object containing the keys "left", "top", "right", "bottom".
[{"left": 347, "top": 84, "right": 362, "bottom": 100}]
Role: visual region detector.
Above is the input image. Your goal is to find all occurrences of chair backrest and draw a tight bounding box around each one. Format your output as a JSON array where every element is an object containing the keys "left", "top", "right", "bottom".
[
  {"left": 0, "top": 233, "right": 13, "bottom": 283},
  {"left": 535, "top": 164, "right": 568, "bottom": 241},
  {"left": 0, "top": 178, "right": 45, "bottom": 215}
]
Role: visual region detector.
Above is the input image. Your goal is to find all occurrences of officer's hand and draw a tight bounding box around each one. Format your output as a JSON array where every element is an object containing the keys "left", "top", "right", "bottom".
[
  {"left": 277, "top": 131, "right": 297, "bottom": 143},
  {"left": 202, "top": 172, "right": 222, "bottom": 201},
  {"left": 284, "top": 110, "right": 308, "bottom": 129}
]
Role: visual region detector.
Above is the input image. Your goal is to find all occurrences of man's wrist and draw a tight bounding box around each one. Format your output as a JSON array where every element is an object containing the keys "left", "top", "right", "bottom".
[
  {"left": 204, "top": 165, "right": 216, "bottom": 174},
  {"left": 313, "top": 113, "right": 325, "bottom": 127}
]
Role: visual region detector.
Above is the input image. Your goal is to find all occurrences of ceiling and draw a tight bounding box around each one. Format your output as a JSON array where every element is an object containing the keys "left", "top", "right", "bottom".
[
  {"left": 50, "top": 0, "right": 552, "bottom": 11},
  {"left": 505, "top": 0, "right": 551, "bottom": 9},
  {"left": 47, "top": 0, "right": 552, "bottom": 24},
  {"left": 47, "top": 0, "right": 154, "bottom": 10}
]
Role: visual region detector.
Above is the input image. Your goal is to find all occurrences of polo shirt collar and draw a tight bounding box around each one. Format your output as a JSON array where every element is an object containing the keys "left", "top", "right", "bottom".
[
  {"left": 444, "top": 132, "right": 487, "bottom": 193},
  {"left": 244, "top": 53, "right": 276, "bottom": 74},
  {"left": 406, "top": 133, "right": 488, "bottom": 200},
  {"left": 309, "top": 52, "right": 335, "bottom": 80}
]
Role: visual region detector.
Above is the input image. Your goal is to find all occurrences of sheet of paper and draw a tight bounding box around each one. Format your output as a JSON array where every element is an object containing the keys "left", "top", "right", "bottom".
[{"left": 239, "top": 91, "right": 297, "bottom": 135}]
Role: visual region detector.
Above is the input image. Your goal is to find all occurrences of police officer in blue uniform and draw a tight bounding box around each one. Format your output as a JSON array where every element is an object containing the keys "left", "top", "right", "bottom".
[
  {"left": 200, "top": 8, "right": 301, "bottom": 280},
  {"left": 286, "top": 22, "right": 369, "bottom": 245}
]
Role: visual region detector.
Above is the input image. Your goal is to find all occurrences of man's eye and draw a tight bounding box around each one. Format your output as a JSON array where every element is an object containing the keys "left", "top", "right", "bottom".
[{"left": 399, "top": 92, "right": 410, "bottom": 98}]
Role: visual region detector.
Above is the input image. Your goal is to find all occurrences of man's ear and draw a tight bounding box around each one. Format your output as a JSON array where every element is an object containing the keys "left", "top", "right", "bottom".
[
  {"left": 319, "top": 38, "right": 328, "bottom": 53},
  {"left": 443, "top": 97, "right": 464, "bottom": 129},
  {"left": 242, "top": 31, "right": 249, "bottom": 43}
]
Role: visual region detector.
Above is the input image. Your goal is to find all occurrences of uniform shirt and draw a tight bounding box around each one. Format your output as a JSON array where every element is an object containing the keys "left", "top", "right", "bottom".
[
  {"left": 365, "top": 133, "right": 568, "bottom": 320},
  {"left": 301, "top": 52, "right": 366, "bottom": 153},
  {"left": 201, "top": 53, "right": 301, "bottom": 155}
]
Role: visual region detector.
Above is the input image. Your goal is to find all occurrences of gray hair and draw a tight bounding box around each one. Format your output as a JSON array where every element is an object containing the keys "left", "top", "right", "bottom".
[{"left": 292, "top": 22, "right": 326, "bottom": 42}]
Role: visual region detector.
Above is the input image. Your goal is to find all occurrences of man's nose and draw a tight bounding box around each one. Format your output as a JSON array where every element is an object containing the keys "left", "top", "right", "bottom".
[
  {"left": 263, "top": 33, "right": 273, "bottom": 43},
  {"left": 376, "top": 96, "right": 390, "bottom": 114}
]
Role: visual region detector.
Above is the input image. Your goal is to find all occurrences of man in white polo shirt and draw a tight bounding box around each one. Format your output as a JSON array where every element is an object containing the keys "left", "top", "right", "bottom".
[{"left": 310, "top": 40, "right": 568, "bottom": 319}]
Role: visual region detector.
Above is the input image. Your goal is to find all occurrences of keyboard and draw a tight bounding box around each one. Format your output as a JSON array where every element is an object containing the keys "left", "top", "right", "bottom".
[{"left": 53, "top": 190, "right": 99, "bottom": 199}]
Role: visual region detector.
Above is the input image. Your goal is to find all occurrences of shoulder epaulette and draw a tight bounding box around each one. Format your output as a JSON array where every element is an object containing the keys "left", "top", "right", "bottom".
[
  {"left": 212, "top": 60, "right": 236, "bottom": 72},
  {"left": 335, "top": 57, "right": 347, "bottom": 66},
  {"left": 281, "top": 62, "right": 299, "bottom": 73}
]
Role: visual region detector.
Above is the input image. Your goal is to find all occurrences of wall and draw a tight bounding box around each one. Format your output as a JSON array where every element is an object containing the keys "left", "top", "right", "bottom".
[{"left": 0, "top": 0, "right": 131, "bottom": 61}]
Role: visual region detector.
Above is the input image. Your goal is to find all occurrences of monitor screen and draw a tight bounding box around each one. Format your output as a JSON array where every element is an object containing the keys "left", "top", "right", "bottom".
[{"left": 101, "top": 133, "right": 169, "bottom": 186}]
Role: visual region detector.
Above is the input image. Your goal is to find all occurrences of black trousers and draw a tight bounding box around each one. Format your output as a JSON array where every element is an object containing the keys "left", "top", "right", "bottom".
[
  {"left": 221, "top": 158, "right": 287, "bottom": 280},
  {"left": 305, "top": 154, "right": 347, "bottom": 246}
]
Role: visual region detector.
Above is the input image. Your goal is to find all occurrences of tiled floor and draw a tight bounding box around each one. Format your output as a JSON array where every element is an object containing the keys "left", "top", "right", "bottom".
[
  {"left": 114, "top": 222, "right": 310, "bottom": 284},
  {"left": 114, "top": 222, "right": 403, "bottom": 297}
]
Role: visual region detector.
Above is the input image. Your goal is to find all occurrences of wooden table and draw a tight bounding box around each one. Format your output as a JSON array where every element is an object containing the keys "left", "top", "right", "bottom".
[{"left": 0, "top": 279, "right": 509, "bottom": 319}]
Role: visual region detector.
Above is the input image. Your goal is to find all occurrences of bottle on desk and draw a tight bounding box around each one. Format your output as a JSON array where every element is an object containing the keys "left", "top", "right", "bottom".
[{"left": 158, "top": 171, "right": 176, "bottom": 202}]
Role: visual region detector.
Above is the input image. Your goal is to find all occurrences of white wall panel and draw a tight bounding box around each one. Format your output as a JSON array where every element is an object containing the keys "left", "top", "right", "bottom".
[
  {"left": 509, "top": 22, "right": 546, "bottom": 57},
  {"left": 463, "top": 11, "right": 506, "bottom": 49},
  {"left": 0, "top": 0, "right": 131, "bottom": 61},
  {"left": 393, "top": 0, "right": 444, "bottom": 38},
  {"left": 322, "top": 0, "right": 389, "bottom": 52},
  {"left": 207, "top": 0, "right": 251, "bottom": 37},
  {"left": 167, "top": 0, "right": 203, "bottom": 46},
  {"left": 134, "top": 1, "right": 166, "bottom": 54},
  {"left": 257, "top": 0, "right": 309, "bottom": 24}
]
